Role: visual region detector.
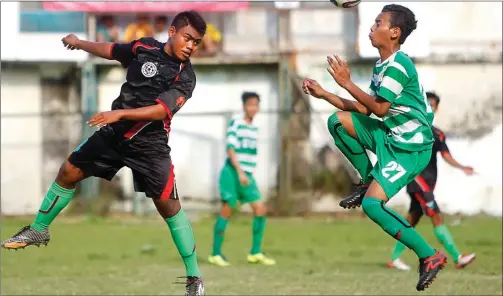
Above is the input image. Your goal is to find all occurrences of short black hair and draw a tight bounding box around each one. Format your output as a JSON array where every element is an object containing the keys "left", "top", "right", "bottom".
[
  {"left": 426, "top": 91, "right": 440, "bottom": 105},
  {"left": 171, "top": 11, "right": 207, "bottom": 36},
  {"left": 382, "top": 4, "right": 417, "bottom": 44},
  {"left": 242, "top": 92, "right": 260, "bottom": 104}
]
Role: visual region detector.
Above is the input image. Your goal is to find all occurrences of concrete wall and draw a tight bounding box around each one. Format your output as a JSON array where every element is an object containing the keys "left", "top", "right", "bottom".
[{"left": 1, "top": 65, "right": 43, "bottom": 215}]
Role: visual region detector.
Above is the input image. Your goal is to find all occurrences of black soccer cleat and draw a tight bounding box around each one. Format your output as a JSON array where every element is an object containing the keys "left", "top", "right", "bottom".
[
  {"left": 339, "top": 181, "right": 369, "bottom": 209},
  {"left": 185, "top": 276, "right": 205, "bottom": 296},
  {"left": 1, "top": 225, "right": 50, "bottom": 250},
  {"left": 416, "top": 250, "right": 447, "bottom": 291}
]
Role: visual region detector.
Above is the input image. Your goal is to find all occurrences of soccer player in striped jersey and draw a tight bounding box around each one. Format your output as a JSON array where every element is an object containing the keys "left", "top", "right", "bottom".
[
  {"left": 303, "top": 4, "right": 446, "bottom": 291},
  {"left": 387, "top": 92, "right": 476, "bottom": 271},
  {"left": 208, "top": 92, "right": 275, "bottom": 267}
]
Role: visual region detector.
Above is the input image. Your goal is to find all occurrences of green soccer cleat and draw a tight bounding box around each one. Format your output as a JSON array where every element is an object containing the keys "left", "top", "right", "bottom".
[
  {"left": 1, "top": 225, "right": 50, "bottom": 250},
  {"left": 208, "top": 255, "right": 230, "bottom": 267},
  {"left": 247, "top": 253, "right": 276, "bottom": 265}
]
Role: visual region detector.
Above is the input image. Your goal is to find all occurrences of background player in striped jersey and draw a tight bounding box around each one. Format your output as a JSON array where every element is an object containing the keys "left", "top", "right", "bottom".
[
  {"left": 387, "top": 91, "right": 476, "bottom": 271},
  {"left": 208, "top": 92, "right": 276, "bottom": 267},
  {"left": 303, "top": 4, "right": 446, "bottom": 291}
]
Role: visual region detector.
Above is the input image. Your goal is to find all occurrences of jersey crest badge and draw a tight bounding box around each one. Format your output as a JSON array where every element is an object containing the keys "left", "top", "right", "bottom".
[{"left": 141, "top": 62, "right": 158, "bottom": 78}]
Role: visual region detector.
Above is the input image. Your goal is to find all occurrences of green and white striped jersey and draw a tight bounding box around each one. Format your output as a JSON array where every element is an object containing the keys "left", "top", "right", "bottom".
[
  {"left": 368, "top": 51, "right": 434, "bottom": 152},
  {"left": 225, "top": 116, "right": 259, "bottom": 173}
]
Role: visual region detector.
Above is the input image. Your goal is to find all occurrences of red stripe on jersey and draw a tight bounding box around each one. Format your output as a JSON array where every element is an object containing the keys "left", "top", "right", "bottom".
[
  {"left": 155, "top": 98, "right": 173, "bottom": 120},
  {"left": 124, "top": 121, "right": 151, "bottom": 139},
  {"left": 439, "top": 132, "right": 446, "bottom": 141},
  {"left": 132, "top": 42, "right": 158, "bottom": 54},
  {"left": 109, "top": 43, "right": 116, "bottom": 59},
  {"left": 174, "top": 63, "right": 185, "bottom": 82},
  {"left": 440, "top": 151, "right": 450, "bottom": 157}
]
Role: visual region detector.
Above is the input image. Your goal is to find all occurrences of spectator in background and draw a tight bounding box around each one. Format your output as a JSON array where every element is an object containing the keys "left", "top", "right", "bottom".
[
  {"left": 96, "top": 15, "right": 120, "bottom": 42},
  {"left": 124, "top": 14, "right": 154, "bottom": 43},
  {"left": 193, "top": 22, "right": 222, "bottom": 57},
  {"left": 154, "top": 16, "right": 169, "bottom": 41}
]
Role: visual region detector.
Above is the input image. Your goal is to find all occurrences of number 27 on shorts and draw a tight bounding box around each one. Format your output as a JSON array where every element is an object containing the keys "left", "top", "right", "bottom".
[{"left": 381, "top": 161, "right": 407, "bottom": 183}]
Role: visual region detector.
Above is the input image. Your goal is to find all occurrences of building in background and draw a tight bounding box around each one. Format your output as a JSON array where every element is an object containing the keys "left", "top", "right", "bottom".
[{"left": 1, "top": 1, "right": 501, "bottom": 216}]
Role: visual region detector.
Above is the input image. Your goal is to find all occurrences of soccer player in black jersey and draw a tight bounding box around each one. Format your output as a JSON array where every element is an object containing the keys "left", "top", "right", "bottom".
[
  {"left": 387, "top": 92, "right": 476, "bottom": 271},
  {"left": 1, "top": 11, "right": 206, "bottom": 296}
]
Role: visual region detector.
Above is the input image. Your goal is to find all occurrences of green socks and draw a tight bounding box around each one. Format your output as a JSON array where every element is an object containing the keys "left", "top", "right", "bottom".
[
  {"left": 391, "top": 225, "right": 461, "bottom": 262},
  {"left": 165, "top": 210, "right": 201, "bottom": 277},
  {"left": 434, "top": 225, "right": 460, "bottom": 261},
  {"left": 212, "top": 216, "right": 228, "bottom": 256},
  {"left": 250, "top": 216, "right": 266, "bottom": 255},
  {"left": 327, "top": 113, "right": 373, "bottom": 184},
  {"left": 391, "top": 241, "right": 407, "bottom": 261},
  {"left": 30, "top": 181, "right": 75, "bottom": 232},
  {"left": 362, "top": 197, "right": 435, "bottom": 259}
]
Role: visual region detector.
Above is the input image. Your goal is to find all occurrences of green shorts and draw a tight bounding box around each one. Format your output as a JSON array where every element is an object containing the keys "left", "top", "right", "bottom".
[
  {"left": 350, "top": 112, "right": 432, "bottom": 199},
  {"left": 219, "top": 163, "right": 261, "bottom": 208}
]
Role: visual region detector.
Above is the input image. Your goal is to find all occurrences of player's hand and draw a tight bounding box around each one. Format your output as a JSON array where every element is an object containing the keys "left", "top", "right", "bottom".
[
  {"left": 62, "top": 34, "right": 80, "bottom": 50},
  {"left": 462, "top": 166, "right": 475, "bottom": 175},
  {"left": 238, "top": 170, "right": 249, "bottom": 186},
  {"left": 327, "top": 55, "right": 351, "bottom": 88},
  {"left": 87, "top": 110, "right": 123, "bottom": 128},
  {"left": 302, "top": 78, "right": 327, "bottom": 99}
]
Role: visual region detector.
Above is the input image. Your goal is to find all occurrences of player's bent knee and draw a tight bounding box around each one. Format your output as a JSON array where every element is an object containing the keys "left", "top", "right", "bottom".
[
  {"left": 220, "top": 203, "right": 233, "bottom": 218},
  {"left": 56, "top": 160, "right": 85, "bottom": 188}
]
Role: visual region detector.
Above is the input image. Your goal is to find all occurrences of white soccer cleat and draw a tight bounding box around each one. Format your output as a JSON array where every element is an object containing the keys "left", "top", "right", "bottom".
[
  {"left": 387, "top": 258, "right": 411, "bottom": 271},
  {"left": 456, "top": 253, "right": 476, "bottom": 269}
]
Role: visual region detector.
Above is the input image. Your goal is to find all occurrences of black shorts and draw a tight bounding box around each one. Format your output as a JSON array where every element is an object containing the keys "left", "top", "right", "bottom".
[
  {"left": 407, "top": 172, "right": 440, "bottom": 217},
  {"left": 68, "top": 128, "right": 178, "bottom": 200}
]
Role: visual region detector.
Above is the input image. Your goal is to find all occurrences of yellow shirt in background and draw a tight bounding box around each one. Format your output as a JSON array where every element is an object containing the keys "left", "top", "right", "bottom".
[{"left": 124, "top": 23, "right": 154, "bottom": 43}]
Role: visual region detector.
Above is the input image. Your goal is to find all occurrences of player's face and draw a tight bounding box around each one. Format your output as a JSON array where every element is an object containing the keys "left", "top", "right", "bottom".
[
  {"left": 369, "top": 12, "right": 400, "bottom": 48},
  {"left": 168, "top": 25, "right": 202, "bottom": 61},
  {"left": 428, "top": 98, "right": 439, "bottom": 113},
  {"left": 244, "top": 97, "right": 260, "bottom": 119}
]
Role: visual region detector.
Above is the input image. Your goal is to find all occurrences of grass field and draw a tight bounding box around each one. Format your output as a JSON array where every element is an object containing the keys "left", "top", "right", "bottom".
[{"left": 1, "top": 214, "right": 501, "bottom": 295}]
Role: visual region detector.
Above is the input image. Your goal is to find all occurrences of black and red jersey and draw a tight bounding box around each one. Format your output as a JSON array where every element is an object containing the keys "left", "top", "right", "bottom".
[
  {"left": 407, "top": 126, "right": 451, "bottom": 193},
  {"left": 103, "top": 37, "right": 196, "bottom": 154}
]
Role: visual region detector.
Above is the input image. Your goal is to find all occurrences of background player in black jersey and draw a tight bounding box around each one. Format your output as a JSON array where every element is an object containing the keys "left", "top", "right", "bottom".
[
  {"left": 1, "top": 11, "right": 206, "bottom": 296},
  {"left": 387, "top": 92, "right": 476, "bottom": 271}
]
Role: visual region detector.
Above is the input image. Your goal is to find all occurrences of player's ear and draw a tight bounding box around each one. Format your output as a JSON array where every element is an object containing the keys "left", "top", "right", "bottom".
[
  {"left": 391, "top": 27, "right": 400, "bottom": 40},
  {"left": 168, "top": 26, "right": 177, "bottom": 38}
]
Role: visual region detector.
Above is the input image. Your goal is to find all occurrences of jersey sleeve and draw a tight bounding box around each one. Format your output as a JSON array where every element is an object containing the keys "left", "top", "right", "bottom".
[
  {"left": 155, "top": 71, "right": 195, "bottom": 120},
  {"left": 110, "top": 37, "right": 159, "bottom": 67},
  {"left": 377, "top": 61, "right": 409, "bottom": 103},
  {"left": 110, "top": 40, "right": 136, "bottom": 67},
  {"left": 225, "top": 120, "right": 240, "bottom": 151},
  {"left": 367, "top": 81, "right": 377, "bottom": 96},
  {"left": 435, "top": 129, "right": 450, "bottom": 154}
]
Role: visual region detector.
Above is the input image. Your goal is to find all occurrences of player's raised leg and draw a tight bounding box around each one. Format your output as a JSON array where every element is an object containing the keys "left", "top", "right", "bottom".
[
  {"left": 1, "top": 131, "right": 121, "bottom": 250},
  {"left": 327, "top": 111, "right": 373, "bottom": 209},
  {"left": 1, "top": 161, "right": 81, "bottom": 249},
  {"left": 362, "top": 181, "right": 446, "bottom": 291},
  {"left": 387, "top": 200, "right": 422, "bottom": 271}
]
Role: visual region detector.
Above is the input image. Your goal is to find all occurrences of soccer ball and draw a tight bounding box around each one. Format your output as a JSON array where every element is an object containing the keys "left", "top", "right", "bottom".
[{"left": 330, "top": 0, "right": 361, "bottom": 8}]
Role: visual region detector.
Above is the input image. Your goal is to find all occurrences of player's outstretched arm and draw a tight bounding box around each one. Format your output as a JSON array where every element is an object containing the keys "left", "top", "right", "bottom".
[
  {"left": 327, "top": 56, "right": 390, "bottom": 117},
  {"left": 302, "top": 78, "right": 370, "bottom": 115},
  {"left": 87, "top": 105, "right": 168, "bottom": 128},
  {"left": 436, "top": 130, "right": 474, "bottom": 175},
  {"left": 62, "top": 34, "right": 114, "bottom": 60}
]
